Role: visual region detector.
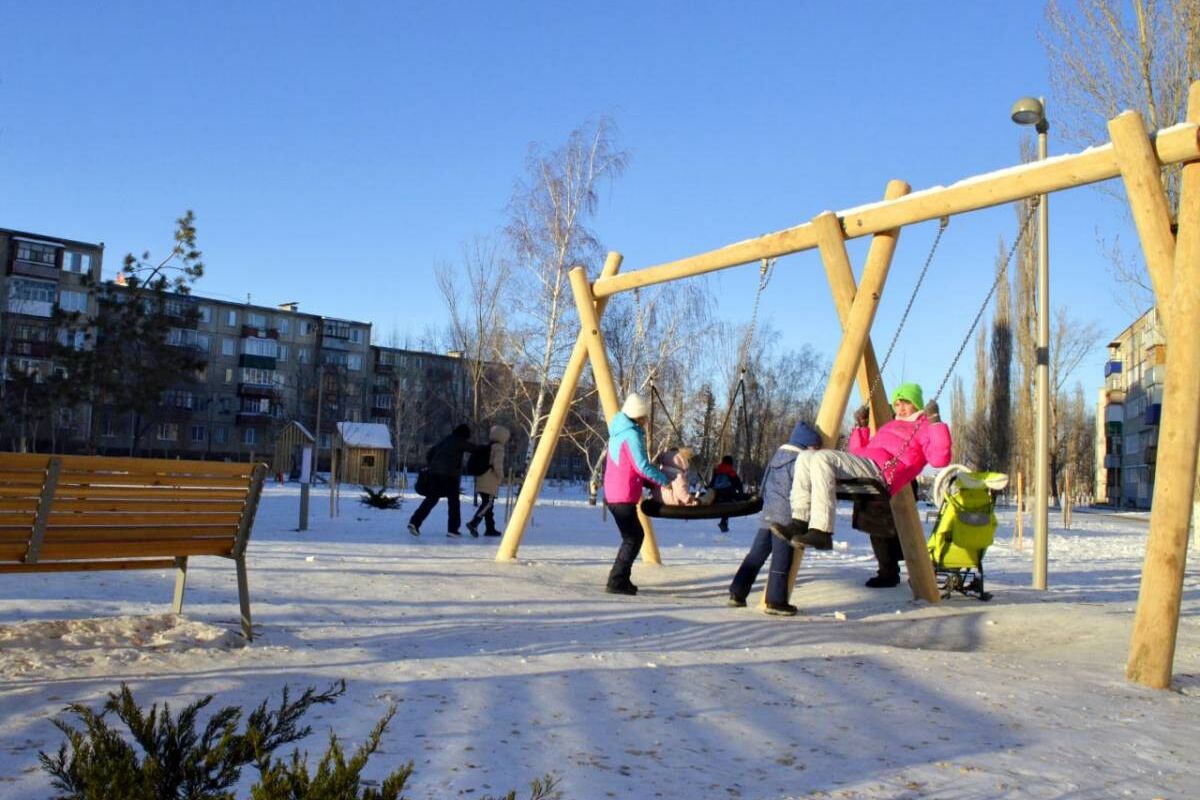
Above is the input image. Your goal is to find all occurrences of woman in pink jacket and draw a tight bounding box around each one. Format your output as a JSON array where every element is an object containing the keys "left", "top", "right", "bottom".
[{"left": 772, "top": 382, "right": 951, "bottom": 567}]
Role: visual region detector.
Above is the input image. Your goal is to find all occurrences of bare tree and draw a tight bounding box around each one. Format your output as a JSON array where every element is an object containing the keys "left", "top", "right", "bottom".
[
  {"left": 1043, "top": 0, "right": 1200, "bottom": 308},
  {"left": 1049, "top": 307, "right": 1104, "bottom": 495},
  {"left": 435, "top": 236, "right": 513, "bottom": 426},
  {"left": 504, "top": 117, "right": 629, "bottom": 463}
]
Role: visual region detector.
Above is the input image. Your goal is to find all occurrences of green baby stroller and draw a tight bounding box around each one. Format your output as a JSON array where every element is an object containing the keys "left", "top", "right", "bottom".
[{"left": 926, "top": 465, "right": 1008, "bottom": 601}]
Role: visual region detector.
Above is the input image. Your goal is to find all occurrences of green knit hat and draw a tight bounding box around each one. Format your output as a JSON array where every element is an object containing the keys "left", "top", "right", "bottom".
[{"left": 891, "top": 382, "right": 924, "bottom": 408}]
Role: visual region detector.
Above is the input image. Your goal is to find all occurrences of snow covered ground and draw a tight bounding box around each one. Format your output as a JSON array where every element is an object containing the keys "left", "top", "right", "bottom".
[{"left": 0, "top": 481, "right": 1196, "bottom": 799}]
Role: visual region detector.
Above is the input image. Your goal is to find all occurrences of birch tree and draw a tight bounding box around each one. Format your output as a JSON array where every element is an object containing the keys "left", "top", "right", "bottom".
[{"left": 504, "top": 117, "right": 629, "bottom": 463}]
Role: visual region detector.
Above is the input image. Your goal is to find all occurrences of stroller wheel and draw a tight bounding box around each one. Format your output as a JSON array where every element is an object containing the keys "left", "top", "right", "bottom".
[{"left": 979, "top": 591, "right": 993, "bottom": 602}]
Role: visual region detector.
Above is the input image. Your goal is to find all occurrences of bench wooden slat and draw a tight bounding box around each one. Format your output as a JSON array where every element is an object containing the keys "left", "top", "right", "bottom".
[
  {"left": 0, "top": 470, "right": 49, "bottom": 485},
  {"left": 0, "top": 488, "right": 42, "bottom": 498},
  {"left": 15, "top": 486, "right": 249, "bottom": 500},
  {"left": 39, "top": 540, "right": 235, "bottom": 560},
  {"left": 45, "top": 454, "right": 257, "bottom": 477},
  {"left": 0, "top": 543, "right": 27, "bottom": 560},
  {"left": 0, "top": 499, "right": 40, "bottom": 512},
  {"left": 0, "top": 559, "right": 178, "bottom": 573},
  {"left": 32, "top": 499, "right": 248, "bottom": 513},
  {"left": 35, "top": 524, "right": 238, "bottom": 539},
  {"left": 55, "top": 472, "right": 255, "bottom": 489},
  {"left": 43, "top": 512, "right": 245, "bottom": 527}
]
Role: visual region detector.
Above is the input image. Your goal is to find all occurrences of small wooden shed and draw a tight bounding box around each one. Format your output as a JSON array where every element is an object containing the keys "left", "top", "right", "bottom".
[
  {"left": 271, "top": 420, "right": 316, "bottom": 480},
  {"left": 334, "top": 422, "right": 393, "bottom": 486}
]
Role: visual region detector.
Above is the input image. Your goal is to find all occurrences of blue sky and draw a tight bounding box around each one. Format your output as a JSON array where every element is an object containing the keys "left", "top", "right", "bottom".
[{"left": 1, "top": 1, "right": 1145, "bottom": 401}]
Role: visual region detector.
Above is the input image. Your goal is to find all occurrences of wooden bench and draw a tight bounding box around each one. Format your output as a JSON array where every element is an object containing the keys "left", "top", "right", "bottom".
[{"left": 0, "top": 453, "right": 267, "bottom": 640}]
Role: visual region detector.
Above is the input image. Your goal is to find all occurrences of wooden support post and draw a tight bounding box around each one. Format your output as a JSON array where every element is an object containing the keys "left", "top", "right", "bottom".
[
  {"left": 1015, "top": 471, "right": 1024, "bottom": 551},
  {"left": 1109, "top": 111, "right": 1179, "bottom": 327},
  {"left": 568, "top": 265, "right": 662, "bottom": 564},
  {"left": 1127, "top": 84, "right": 1200, "bottom": 689},
  {"left": 496, "top": 253, "right": 623, "bottom": 561},
  {"left": 236, "top": 555, "right": 253, "bottom": 641},
  {"left": 172, "top": 556, "right": 188, "bottom": 613}
]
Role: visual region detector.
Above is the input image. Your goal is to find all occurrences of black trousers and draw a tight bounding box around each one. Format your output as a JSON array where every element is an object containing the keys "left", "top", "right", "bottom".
[
  {"left": 607, "top": 503, "right": 644, "bottom": 586},
  {"left": 468, "top": 492, "right": 497, "bottom": 532},
  {"left": 871, "top": 534, "right": 903, "bottom": 578},
  {"left": 409, "top": 476, "right": 462, "bottom": 533}
]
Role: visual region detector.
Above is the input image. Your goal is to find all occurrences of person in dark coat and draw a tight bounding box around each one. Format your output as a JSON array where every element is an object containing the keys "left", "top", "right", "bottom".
[
  {"left": 711, "top": 455, "right": 746, "bottom": 533},
  {"left": 408, "top": 423, "right": 483, "bottom": 538},
  {"left": 728, "top": 421, "right": 822, "bottom": 616}
]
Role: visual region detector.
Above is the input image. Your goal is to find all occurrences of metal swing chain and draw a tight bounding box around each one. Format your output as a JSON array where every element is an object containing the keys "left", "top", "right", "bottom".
[
  {"left": 714, "top": 258, "right": 775, "bottom": 463},
  {"left": 865, "top": 216, "right": 950, "bottom": 408},
  {"left": 927, "top": 196, "right": 1040, "bottom": 406},
  {"left": 874, "top": 197, "right": 1041, "bottom": 482}
]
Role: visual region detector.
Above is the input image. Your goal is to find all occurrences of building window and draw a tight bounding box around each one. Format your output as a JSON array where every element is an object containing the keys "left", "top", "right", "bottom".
[
  {"left": 298, "top": 348, "right": 311, "bottom": 364},
  {"left": 213, "top": 426, "right": 228, "bottom": 444},
  {"left": 300, "top": 321, "right": 314, "bottom": 336},
  {"left": 348, "top": 354, "right": 362, "bottom": 371},
  {"left": 242, "top": 427, "right": 257, "bottom": 445},
  {"left": 361, "top": 454, "right": 376, "bottom": 468},
  {"left": 324, "top": 321, "right": 350, "bottom": 339},
  {"left": 226, "top": 310, "right": 238, "bottom": 327},
  {"left": 241, "top": 367, "right": 278, "bottom": 386},
  {"left": 162, "top": 390, "right": 195, "bottom": 409},
  {"left": 350, "top": 328, "right": 364, "bottom": 344},
  {"left": 247, "top": 311, "right": 267, "bottom": 328},
  {"left": 225, "top": 368, "right": 234, "bottom": 384},
  {"left": 190, "top": 424, "right": 206, "bottom": 443},
  {"left": 157, "top": 423, "right": 178, "bottom": 441},
  {"left": 277, "top": 317, "right": 290, "bottom": 334},
  {"left": 62, "top": 251, "right": 93, "bottom": 274},
  {"left": 276, "top": 344, "right": 288, "bottom": 362},
  {"left": 15, "top": 241, "right": 59, "bottom": 266},
  {"left": 242, "top": 337, "right": 278, "bottom": 357},
  {"left": 100, "top": 416, "right": 115, "bottom": 437},
  {"left": 199, "top": 305, "right": 212, "bottom": 323},
  {"left": 57, "top": 289, "right": 88, "bottom": 313},
  {"left": 7, "top": 278, "right": 57, "bottom": 316},
  {"left": 222, "top": 338, "right": 235, "bottom": 357}
]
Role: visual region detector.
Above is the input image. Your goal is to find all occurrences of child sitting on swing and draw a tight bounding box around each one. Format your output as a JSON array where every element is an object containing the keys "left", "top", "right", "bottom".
[{"left": 771, "top": 382, "right": 951, "bottom": 556}]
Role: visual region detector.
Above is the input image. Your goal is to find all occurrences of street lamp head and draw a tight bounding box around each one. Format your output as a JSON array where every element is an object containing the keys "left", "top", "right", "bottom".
[{"left": 1011, "top": 96, "right": 1045, "bottom": 127}]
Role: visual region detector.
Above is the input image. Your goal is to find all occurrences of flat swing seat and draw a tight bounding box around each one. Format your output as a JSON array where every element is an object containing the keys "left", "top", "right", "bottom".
[{"left": 639, "top": 496, "right": 763, "bottom": 520}]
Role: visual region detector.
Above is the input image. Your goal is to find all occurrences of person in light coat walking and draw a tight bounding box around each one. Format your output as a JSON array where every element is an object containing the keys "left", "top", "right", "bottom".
[{"left": 467, "top": 424, "right": 510, "bottom": 537}]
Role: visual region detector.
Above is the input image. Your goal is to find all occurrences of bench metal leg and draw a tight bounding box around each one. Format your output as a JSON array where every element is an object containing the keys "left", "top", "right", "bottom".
[
  {"left": 236, "top": 555, "right": 253, "bottom": 641},
  {"left": 172, "top": 556, "right": 188, "bottom": 613}
]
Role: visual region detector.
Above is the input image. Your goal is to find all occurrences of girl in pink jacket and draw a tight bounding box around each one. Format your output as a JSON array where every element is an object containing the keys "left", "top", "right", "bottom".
[{"left": 773, "top": 382, "right": 951, "bottom": 553}]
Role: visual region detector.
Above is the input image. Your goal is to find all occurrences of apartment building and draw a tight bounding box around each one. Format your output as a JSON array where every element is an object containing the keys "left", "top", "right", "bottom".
[
  {"left": 1095, "top": 307, "right": 1163, "bottom": 508},
  {"left": 1, "top": 226, "right": 597, "bottom": 481},
  {"left": 0, "top": 228, "right": 104, "bottom": 448}
]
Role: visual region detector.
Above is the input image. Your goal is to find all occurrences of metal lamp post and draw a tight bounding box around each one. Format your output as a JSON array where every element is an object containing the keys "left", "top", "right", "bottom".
[{"left": 1011, "top": 95, "right": 1051, "bottom": 589}]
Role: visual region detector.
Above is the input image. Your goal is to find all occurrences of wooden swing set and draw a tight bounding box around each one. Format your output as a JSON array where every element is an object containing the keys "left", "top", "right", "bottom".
[{"left": 497, "top": 82, "right": 1200, "bottom": 690}]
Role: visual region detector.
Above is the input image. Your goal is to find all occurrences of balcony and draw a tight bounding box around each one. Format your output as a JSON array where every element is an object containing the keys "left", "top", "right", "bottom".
[
  {"left": 1104, "top": 388, "right": 1125, "bottom": 405},
  {"left": 236, "top": 411, "right": 275, "bottom": 426},
  {"left": 238, "top": 354, "right": 277, "bottom": 370},
  {"left": 9, "top": 340, "right": 52, "bottom": 358},
  {"left": 9, "top": 259, "right": 60, "bottom": 281},
  {"left": 1104, "top": 406, "right": 1124, "bottom": 424},
  {"left": 238, "top": 382, "right": 280, "bottom": 399},
  {"left": 1104, "top": 360, "right": 1123, "bottom": 377},
  {"left": 241, "top": 325, "right": 279, "bottom": 340},
  {"left": 373, "top": 362, "right": 394, "bottom": 374}
]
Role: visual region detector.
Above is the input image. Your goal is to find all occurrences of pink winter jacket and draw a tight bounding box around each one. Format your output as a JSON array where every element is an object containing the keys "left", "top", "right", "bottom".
[{"left": 848, "top": 413, "right": 952, "bottom": 495}]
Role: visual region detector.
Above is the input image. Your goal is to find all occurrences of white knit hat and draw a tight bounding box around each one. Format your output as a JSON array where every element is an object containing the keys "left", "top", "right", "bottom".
[{"left": 621, "top": 392, "right": 649, "bottom": 419}]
